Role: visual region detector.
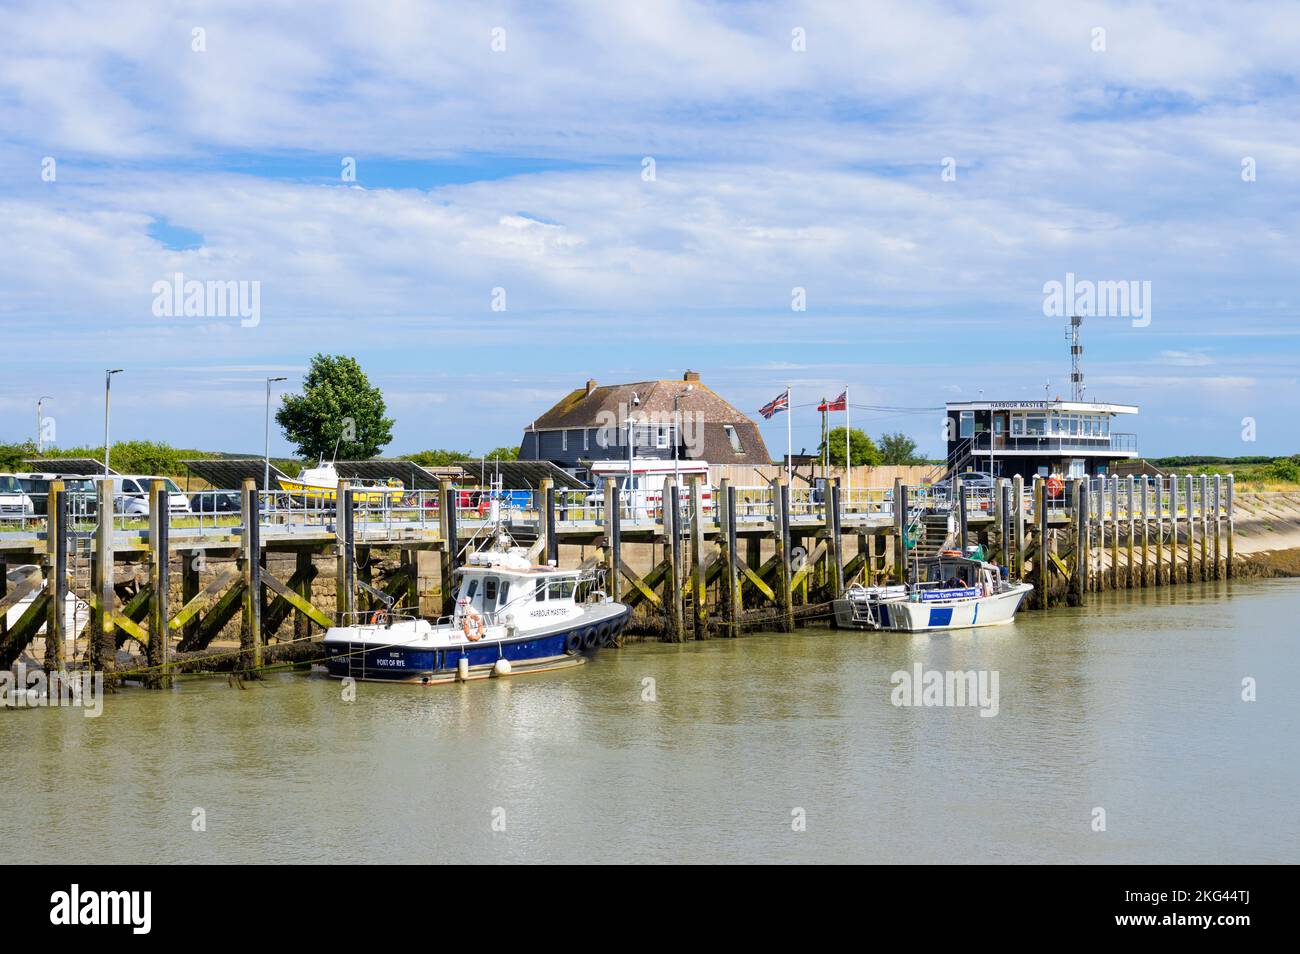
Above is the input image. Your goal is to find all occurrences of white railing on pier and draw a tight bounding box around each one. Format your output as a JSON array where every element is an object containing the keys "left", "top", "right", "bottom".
[{"left": 0, "top": 475, "right": 1241, "bottom": 545}]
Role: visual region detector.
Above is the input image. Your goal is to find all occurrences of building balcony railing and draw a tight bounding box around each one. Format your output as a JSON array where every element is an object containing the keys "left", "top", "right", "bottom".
[{"left": 969, "top": 432, "right": 1138, "bottom": 455}]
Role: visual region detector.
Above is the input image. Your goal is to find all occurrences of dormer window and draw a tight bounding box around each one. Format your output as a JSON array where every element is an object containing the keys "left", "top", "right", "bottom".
[{"left": 724, "top": 424, "right": 743, "bottom": 453}]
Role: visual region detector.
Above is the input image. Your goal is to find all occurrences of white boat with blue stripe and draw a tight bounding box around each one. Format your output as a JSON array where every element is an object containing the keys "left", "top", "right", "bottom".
[
  {"left": 833, "top": 554, "right": 1032, "bottom": 632},
  {"left": 323, "top": 544, "right": 630, "bottom": 684}
]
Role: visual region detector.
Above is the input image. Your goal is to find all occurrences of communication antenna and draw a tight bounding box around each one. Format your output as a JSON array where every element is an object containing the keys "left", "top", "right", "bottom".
[{"left": 1068, "top": 315, "right": 1084, "bottom": 401}]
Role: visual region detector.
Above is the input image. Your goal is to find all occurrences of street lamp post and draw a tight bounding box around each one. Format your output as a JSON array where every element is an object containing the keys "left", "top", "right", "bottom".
[
  {"left": 264, "top": 376, "right": 288, "bottom": 491},
  {"left": 36, "top": 396, "right": 52, "bottom": 454},
  {"left": 103, "top": 370, "right": 123, "bottom": 476}
]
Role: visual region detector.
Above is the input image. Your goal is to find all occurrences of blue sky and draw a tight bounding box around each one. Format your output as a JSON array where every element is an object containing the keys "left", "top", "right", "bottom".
[{"left": 1, "top": 0, "right": 1297, "bottom": 460}]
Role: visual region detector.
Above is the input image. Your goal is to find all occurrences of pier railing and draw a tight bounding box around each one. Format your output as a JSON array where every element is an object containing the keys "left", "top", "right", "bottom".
[{"left": 0, "top": 474, "right": 1237, "bottom": 546}]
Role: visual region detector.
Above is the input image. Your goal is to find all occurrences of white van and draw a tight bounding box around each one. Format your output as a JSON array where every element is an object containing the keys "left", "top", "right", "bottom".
[
  {"left": 103, "top": 476, "right": 192, "bottom": 515},
  {"left": 0, "top": 474, "right": 36, "bottom": 518}
]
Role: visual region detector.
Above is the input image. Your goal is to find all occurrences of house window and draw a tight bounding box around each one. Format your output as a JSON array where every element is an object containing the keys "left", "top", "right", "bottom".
[
  {"left": 724, "top": 424, "right": 743, "bottom": 453},
  {"left": 561, "top": 430, "right": 567, "bottom": 452},
  {"left": 1025, "top": 413, "right": 1047, "bottom": 436},
  {"left": 655, "top": 426, "right": 671, "bottom": 449},
  {"left": 583, "top": 429, "right": 589, "bottom": 451},
  {"left": 959, "top": 411, "right": 974, "bottom": 438},
  {"left": 1011, "top": 414, "right": 1025, "bottom": 436}
]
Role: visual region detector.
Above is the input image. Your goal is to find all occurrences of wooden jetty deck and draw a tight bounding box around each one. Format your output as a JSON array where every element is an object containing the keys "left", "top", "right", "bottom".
[{"left": 0, "top": 473, "right": 1236, "bottom": 682}]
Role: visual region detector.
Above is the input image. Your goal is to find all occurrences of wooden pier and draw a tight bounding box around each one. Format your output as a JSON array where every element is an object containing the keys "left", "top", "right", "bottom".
[{"left": 0, "top": 473, "right": 1238, "bottom": 681}]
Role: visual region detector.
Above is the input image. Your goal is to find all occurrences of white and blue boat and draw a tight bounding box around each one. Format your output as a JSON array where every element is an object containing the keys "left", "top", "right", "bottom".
[
  {"left": 832, "top": 553, "right": 1032, "bottom": 632},
  {"left": 323, "top": 544, "right": 630, "bottom": 684}
]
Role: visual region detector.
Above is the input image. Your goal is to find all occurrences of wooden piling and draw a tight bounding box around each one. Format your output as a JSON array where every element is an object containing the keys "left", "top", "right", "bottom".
[
  {"left": 181, "top": 548, "right": 200, "bottom": 646},
  {"left": 663, "top": 477, "right": 683, "bottom": 641},
  {"left": 1034, "top": 477, "right": 1048, "bottom": 607},
  {"left": 603, "top": 478, "right": 620, "bottom": 599},
  {"left": 240, "top": 478, "right": 262, "bottom": 671},
  {"left": 294, "top": 550, "right": 313, "bottom": 638},
  {"left": 1199, "top": 475, "right": 1210, "bottom": 582},
  {"left": 1071, "top": 477, "right": 1087, "bottom": 603},
  {"left": 999, "top": 481, "right": 1011, "bottom": 569},
  {"left": 1225, "top": 474, "right": 1235, "bottom": 577},
  {"left": 776, "top": 479, "right": 794, "bottom": 631},
  {"left": 1139, "top": 477, "right": 1149, "bottom": 587},
  {"left": 148, "top": 481, "right": 172, "bottom": 687},
  {"left": 828, "top": 480, "right": 845, "bottom": 598},
  {"left": 90, "top": 479, "right": 115, "bottom": 675},
  {"left": 720, "top": 480, "right": 741, "bottom": 636},
  {"left": 438, "top": 478, "right": 455, "bottom": 614},
  {"left": 1108, "top": 477, "right": 1119, "bottom": 590},
  {"left": 1012, "top": 474, "right": 1025, "bottom": 581},
  {"left": 541, "top": 478, "right": 558, "bottom": 566},
  {"left": 689, "top": 476, "right": 708, "bottom": 639},
  {"left": 1125, "top": 476, "right": 1135, "bottom": 589},
  {"left": 1154, "top": 477, "right": 1165, "bottom": 585},
  {"left": 957, "top": 479, "right": 969, "bottom": 555},
  {"left": 892, "top": 477, "right": 906, "bottom": 582},
  {"left": 1213, "top": 474, "right": 1223, "bottom": 579},
  {"left": 44, "top": 480, "right": 67, "bottom": 671}
]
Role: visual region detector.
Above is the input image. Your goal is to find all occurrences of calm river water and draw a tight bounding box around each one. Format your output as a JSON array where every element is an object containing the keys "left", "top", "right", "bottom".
[{"left": 4, "top": 578, "right": 1297, "bottom": 864}]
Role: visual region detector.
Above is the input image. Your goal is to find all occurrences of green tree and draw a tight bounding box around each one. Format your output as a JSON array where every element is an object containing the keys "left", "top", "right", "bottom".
[
  {"left": 276, "top": 354, "right": 394, "bottom": 460},
  {"left": 0, "top": 441, "right": 37, "bottom": 471},
  {"left": 877, "top": 431, "right": 923, "bottom": 465},
  {"left": 820, "top": 427, "right": 880, "bottom": 467},
  {"left": 482, "top": 445, "right": 519, "bottom": 461},
  {"left": 402, "top": 449, "right": 474, "bottom": 467}
]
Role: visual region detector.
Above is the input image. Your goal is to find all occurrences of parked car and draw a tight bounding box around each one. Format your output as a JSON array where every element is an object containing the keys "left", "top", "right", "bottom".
[
  {"left": 103, "top": 476, "right": 192, "bottom": 515},
  {"left": 940, "top": 470, "right": 996, "bottom": 489},
  {"left": 0, "top": 474, "right": 36, "bottom": 518},
  {"left": 189, "top": 491, "right": 242, "bottom": 514}
]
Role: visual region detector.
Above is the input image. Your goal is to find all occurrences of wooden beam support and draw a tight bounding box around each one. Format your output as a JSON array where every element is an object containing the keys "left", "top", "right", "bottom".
[
  {"left": 263, "top": 573, "right": 333, "bottom": 628},
  {"left": 0, "top": 592, "right": 52, "bottom": 667}
]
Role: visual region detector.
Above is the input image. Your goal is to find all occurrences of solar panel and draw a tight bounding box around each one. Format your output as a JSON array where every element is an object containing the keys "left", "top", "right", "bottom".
[
  {"left": 334, "top": 459, "right": 441, "bottom": 490},
  {"left": 22, "top": 458, "right": 115, "bottom": 476},
  {"left": 456, "top": 459, "right": 587, "bottom": 489},
  {"left": 182, "top": 459, "right": 289, "bottom": 490}
]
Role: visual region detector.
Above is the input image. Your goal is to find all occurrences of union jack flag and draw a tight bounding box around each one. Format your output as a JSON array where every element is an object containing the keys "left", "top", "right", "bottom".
[
  {"left": 817, "top": 390, "right": 847, "bottom": 412},
  {"left": 759, "top": 389, "right": 790, "bottom": 420}
]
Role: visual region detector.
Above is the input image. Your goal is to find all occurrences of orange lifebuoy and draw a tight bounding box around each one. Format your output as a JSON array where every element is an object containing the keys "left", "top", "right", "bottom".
[
  {"left": 1047, "top": 476, "right": 1064, "bottom": 497},
  {"left": 370, "top": 610, "right": 388, "bottom": 625},
  {"left": 461, "top": 610, "right": 485, "bottom": 642}
]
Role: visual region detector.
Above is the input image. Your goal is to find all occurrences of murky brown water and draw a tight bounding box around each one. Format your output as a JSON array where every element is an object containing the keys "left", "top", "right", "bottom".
[{"left": 3, "top": 578, "right": 1297, "bottom": 863}]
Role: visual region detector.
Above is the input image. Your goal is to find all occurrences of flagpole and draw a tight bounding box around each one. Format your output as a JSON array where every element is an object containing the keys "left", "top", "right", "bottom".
[
  {"left": 786, "top": 385, "right": 792, "bottom": 485},
  {"left": 821, "top": 400, "right": 828, "bottom": 477},
  {"left": 845, "top": 385, "right": 851, "bottom": 499}
]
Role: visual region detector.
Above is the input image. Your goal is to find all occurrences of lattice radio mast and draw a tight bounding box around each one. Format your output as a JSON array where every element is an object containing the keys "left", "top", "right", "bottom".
[{"left": 1068, "top": 315, "right": 1084, "bottom": 401}]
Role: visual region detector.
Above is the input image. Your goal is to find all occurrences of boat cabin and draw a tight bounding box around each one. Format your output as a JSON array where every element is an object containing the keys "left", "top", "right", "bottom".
[
  {"left": 912, "top": 555, "right": 1002, "bottom": 596},
  {"left": 453, "top": 551, "right": 594, "bottom": 629}
]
